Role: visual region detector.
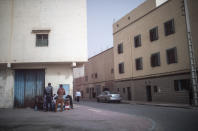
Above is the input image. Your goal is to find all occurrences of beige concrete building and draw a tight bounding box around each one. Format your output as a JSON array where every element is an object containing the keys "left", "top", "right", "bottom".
[
  {"left": 113, "top": 0, "right": 198, "bottom": 104},
  {"left": 74, "top": 48, "right": 114, "bottom": 99},
  {"left": 0, "top": 0, "right": 87, "bottom": 108}
]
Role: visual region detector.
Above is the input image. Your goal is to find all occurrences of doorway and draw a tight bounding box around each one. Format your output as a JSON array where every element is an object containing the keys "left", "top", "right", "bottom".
[
  {"left": 127, "top": 87, "right": 132, "bottom": 100},
  {"left": 146, "top": 85, "right": 152, "bottom": 102},
  {"left": 14, "top": 69, "right": 45, "bottom": 107}
]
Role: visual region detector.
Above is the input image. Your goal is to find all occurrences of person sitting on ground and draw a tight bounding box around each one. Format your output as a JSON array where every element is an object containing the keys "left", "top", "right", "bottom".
[
  {"left": 66, "top": 94, "right": 73, "bottom": 109},
  {"left": 52, "top": 94, "right": 57, "bottom": 111},
  {"left": 55, "top": 84, "right": 65, "bottom": 112}
]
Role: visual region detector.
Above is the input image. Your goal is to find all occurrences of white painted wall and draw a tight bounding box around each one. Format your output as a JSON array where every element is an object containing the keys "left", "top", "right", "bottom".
[
  {"left": 73, "top": 65, "right": 85, "bottom": 78},
  {"left": 0, "top": 0, "right": 87, "bottom": 63},
  {"left": 156, "top": 0, "right": 168, "bottom": 7},
  {"left": 0, "top": 0, "right": 11, "bottom": 63},
  {"left": 0, "top": 69, "right": 14, "bottom": 108},
  {"left": 45, "top": 64, "right": 73, "bottom": 96}
]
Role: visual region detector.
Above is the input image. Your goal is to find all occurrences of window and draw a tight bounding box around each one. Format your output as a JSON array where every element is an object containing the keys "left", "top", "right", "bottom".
[
  {"left": 117, "top": 88, "right": 120, "bottom": 92},
  {"left": 174, "top": 79, "right": 190, "bottom": 91},
  {"left": 166, "top": 47, "right": 177, "bottom": 64},
  {"left": 36, "top": 34, "right": 48, "bottom": 47},
  {"left": 123, "top": 88, "right": 125, "bottom": 94},
  {"left": 151, "top": 52, "right": 160, "bottom": 67},
  {"left": 118, "top": 43, "right": 123, "bottom": 54},
  {"left": 135, "top": 57, "right": 143, "bottom": 70},
  {"left": 150, "top": 27, "right": 158, "bottom": 42},
  {"left": 119, "top": 63, "right": 124, "bottom": 74},
  {"left": 164, "top": 19, "right": 175, "bottom": 36},
  {"left": 134, "top": 35, "right": 141, "bottom": 48},
  {"left": 153, "top": 86, "right": 158, "bottom": 93}
]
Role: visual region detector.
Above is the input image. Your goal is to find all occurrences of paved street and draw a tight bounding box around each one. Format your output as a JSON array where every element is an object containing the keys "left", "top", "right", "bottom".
[{"left": 0, "top": 101, "right": 198, "bottom": 131}]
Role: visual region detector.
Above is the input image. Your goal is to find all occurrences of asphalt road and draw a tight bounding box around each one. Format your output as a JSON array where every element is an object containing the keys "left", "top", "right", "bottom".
[
  {"left": 0, "top": 101, "right": 198, "bottom": 131},
  {"left": 77, "top": 101, "right": 198, "bottom": 131}
]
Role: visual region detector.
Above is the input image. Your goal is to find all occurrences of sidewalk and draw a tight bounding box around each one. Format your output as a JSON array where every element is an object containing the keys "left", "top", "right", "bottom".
[
  {"left": 81, "top": 98, "right": 198, "bottom": 109},
  {"left": 122, "top": 100, "right": 198, "bottom": 110}
]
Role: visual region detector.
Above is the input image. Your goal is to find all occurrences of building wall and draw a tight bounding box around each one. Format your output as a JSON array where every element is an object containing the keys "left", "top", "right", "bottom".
[
  {"left": 73, "top": 48, "right": 115, "bottom": 99},
  {"left": 86, "top": 48, "right": 114, "bottom": 84},
  {"left": 113, "top": 0, "right": 192, "bottom": 80},
  {"left": 0, "top": 0, "right": 87, "bottom": 64},
  {"left": 112, "top": 0, "right": 197, "bottom": 104},
  {"left": 0, "top": 0, "right": 87, "bottom": 108},
  {"left": 0, "top": 68, "right": 14, "bottom": 108},
  {"left": 133, "top": 73, "right": 190, "bottom": 104}
]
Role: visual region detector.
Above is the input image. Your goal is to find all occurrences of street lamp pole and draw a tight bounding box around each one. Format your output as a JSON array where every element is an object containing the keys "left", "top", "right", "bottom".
[{"left": 183, "top": 0, "right": 198, "bottom": 106}]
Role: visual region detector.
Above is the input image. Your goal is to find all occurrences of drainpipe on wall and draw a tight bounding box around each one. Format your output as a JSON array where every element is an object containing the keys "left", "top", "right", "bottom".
[{"left": 184, "top": 0, "right": 198, "bottom": 106}]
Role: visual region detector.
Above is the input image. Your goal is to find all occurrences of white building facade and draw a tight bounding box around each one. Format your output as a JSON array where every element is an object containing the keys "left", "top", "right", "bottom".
[{"left": 0, "top": 0, "right": 87, "bottom": 108}]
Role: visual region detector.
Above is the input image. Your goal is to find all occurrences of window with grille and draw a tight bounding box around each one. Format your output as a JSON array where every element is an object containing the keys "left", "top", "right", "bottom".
[
  {"left": 164, "top": 19, "right": 175, "bottom": 36},
  {"left": 151, "top": 52, "right": 160, "bottom": 67},
  {"left": 118, "top": 43, "right": 123, "bottom": 54},
  {"left": 134, "top": 35, "right": 141, "bottom": 48},
  {"left": 166, "top": 47, "right": 177, "bottom": 64},
  {"left": 135, "top": 57, "right": 143, "bottom": 70},
  {"left": 36, "top": 34, "right": 48, "bottom": 47},
  {"left": 150, "top": 27, "right": 158, "bottom": 42},
  {"left": 118, "top": 62, "right": 124, "bottom": 74}
]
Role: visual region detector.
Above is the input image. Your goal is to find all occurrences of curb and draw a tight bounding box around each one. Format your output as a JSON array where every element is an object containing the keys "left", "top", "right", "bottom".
[{"left": 125, "top": 101, "right": 198, "bottom": 110}]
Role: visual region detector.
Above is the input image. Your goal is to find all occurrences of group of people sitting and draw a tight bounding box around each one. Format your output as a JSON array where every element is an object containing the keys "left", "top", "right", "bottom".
[{"left": 43, "top": 83, "right": 73, "bottom": 112}]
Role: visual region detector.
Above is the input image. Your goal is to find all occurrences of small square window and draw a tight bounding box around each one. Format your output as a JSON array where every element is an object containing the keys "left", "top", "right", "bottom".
[
  {"left": 166, "top": 47, "right": 177, "bottom": 64},
  {"left": 36, "top": 34, "right": 48, "bottom": 47},
  {"left": 135, "top": 57, "right": 143, "bottom": 70},
  {"left": 134, "top": 35, "right": 141, "bottom": 48},
  {"left": 150, "top": 27, "right": 158, "bottom": 42},
  {"left": 164, "top": 19, "right": 175, "bottom": 36},
  {"left": 118, "top": 43, "right": 123, "bottom": 54},
  {"left": 151, "top": 52, "right": 160, "bottom": 67},
  {"left": 119, "top": 62, "right": 124, "bottom": 74}
]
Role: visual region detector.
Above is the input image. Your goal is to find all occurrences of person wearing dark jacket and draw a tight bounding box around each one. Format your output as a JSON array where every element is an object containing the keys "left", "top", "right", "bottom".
[{"left": 44, "top": 83, "right": 53, "bottom": 111}]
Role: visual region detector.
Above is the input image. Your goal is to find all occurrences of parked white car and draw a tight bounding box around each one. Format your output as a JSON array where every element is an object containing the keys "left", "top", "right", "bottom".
[{"left": 97, "top": 91, "right": 122, "bottom": 103}]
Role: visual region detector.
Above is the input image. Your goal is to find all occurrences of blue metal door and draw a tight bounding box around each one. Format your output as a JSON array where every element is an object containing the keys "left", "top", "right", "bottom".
[{"left": 14, "top": 69, "right": 45, "bottom": 107}]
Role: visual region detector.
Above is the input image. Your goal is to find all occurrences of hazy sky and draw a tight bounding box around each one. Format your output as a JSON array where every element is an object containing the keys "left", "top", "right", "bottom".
[{"left": 87, "top": 0, "right": 146, "bottom": 58}]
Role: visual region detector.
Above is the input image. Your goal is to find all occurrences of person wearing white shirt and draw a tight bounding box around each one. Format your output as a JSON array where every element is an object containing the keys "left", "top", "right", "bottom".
[{"left": 75, "top": 91, "right": 81, "bottom": 102}]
